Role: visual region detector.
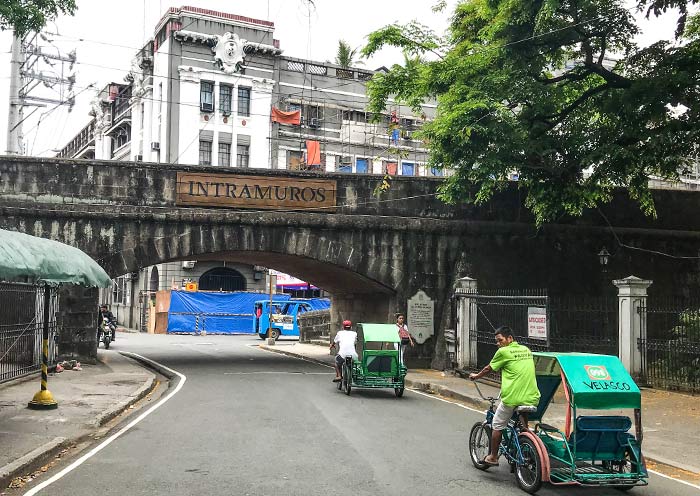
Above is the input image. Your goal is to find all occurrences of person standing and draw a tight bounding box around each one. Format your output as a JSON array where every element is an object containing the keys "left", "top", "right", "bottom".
[{"left": 394, "top": 313, "right": 414, "bottom": 365}]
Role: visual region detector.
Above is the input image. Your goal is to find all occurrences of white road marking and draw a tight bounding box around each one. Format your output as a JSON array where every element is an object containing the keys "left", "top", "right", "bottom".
[
  {"left": 224, "top": 371, "right": 329, "bottom": 375},
  {"left": 23, "top": 353, "right": 187, "bottom": 496}
]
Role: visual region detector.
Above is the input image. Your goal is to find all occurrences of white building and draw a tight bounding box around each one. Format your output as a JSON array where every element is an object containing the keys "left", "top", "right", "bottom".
[{"left": 58, "top": 6, "right": 436, "bottom": 329}]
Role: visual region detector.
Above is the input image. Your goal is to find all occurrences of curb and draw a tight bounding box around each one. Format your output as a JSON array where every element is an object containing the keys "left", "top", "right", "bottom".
[
  {"left": 119, "top": 351, "right": 178, "bottom": 380},
  {"left": 0, "top": 437, "right": 68, "bottom": 490},
  {"left": 645, "top": 453, "right": 700, "bottom": 476},
  {"left": 0, "top": 354, "right": 161, "bottom": 490}
]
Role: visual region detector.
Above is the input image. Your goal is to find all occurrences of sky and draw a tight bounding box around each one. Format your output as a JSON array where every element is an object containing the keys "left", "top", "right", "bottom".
[{"left": 0, "top": 0, "right": 685, "bottom": 157}]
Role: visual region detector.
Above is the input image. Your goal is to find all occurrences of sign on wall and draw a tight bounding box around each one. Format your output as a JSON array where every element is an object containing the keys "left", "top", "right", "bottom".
[
  {"left": 407, "top": 290, "right": 435, "bottom": 344},
  {"left": 527, "top": 306, "right": 548, "bottom": 340},
  {"left": 176, "top": 173, "right": 337, "bottom": 210}
]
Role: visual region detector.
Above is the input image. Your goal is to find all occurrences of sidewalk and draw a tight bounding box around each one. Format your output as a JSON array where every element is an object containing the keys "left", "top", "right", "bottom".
[
  {"left": 260, "top": 341, "right": 700, "bottom": 477},
  {"left": 0, "top": 349, "right": 156, "bottom": 489}
]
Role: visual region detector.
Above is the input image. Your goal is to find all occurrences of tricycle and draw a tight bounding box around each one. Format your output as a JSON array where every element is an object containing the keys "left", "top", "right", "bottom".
[
  {"left": 337, "top": 323, "right": 407, "bottom": 397},
  {"left": 469, "top": 352, "right": 648, "bottom": 493}
]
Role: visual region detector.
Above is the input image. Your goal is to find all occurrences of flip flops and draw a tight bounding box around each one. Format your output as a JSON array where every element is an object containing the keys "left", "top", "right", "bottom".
[
  {"left": 481, "top": 457, "right": 499, "bottom": 467},
  {"left": 332, "top": 377, "right": 342, "bottom": 382}
]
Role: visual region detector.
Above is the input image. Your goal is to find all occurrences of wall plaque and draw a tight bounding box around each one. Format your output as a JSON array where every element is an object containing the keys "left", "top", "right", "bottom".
[
  {"left": 176, "top": 172, "right": 337, "bottom": 210},
  {"left": 407, "top": 290, "right": 435, "bottom": 344}
]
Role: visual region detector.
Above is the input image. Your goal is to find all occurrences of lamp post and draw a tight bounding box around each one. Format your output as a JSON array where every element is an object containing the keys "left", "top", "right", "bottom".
[{"left": 598, "top": 247, "right": 610, "bottom": 273}]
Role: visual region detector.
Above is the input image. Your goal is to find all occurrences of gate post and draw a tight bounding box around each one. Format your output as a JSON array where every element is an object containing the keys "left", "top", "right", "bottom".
[
  {"left": 455, "top": 277, "right": 477, "bottom": 369},
  {"left": 614, "top": 276, "right": 652, "bottom": 376}
]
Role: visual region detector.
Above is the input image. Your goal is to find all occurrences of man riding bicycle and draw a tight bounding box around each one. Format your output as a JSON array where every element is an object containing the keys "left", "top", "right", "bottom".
[
  {"left": 330, "top": 320, "right": 358, "bottom": 382},
  {"left": 469, "top": 326, "right": 540, "bottom": 466}
]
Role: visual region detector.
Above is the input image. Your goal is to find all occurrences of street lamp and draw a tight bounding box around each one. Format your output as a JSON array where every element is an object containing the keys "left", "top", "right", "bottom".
[{"left": 598, "top": 247, "right": 610, "bottom": 272}]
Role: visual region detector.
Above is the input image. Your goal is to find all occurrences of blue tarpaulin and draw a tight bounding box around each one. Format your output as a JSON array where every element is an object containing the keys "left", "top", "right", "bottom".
[{"left": 168, "top": 291, "right": 292, "bottom": 334}]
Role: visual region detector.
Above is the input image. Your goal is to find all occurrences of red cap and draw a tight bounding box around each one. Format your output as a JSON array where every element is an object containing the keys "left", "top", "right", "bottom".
[{"left": 342, "top": 320, "right": 352, "bottom": 328}]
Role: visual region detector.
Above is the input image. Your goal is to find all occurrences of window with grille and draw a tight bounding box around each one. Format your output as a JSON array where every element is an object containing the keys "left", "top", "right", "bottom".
[
  {"left": 308, "top": 64, "right": 327, "bottom": 75},
  {"left": 219, "top": 143, "right": 231, "bottom": 166},
  {"left": 238, "top": 87, "right": 251, "bottom": 116},
  {"left": 287, "top": 61, "right": 305, "bottom": 72},
  {"left": 219, "top": 85, "right": 232, "bottom": 114},
  {"left": 236, "top": 144, "right": 249, "bottom": 167},
  {"left": 199, "top": 140, "right": 212, "bottom": 165},
  {"left": 200, "top": 81, "right": 214, "bottom": 112}
]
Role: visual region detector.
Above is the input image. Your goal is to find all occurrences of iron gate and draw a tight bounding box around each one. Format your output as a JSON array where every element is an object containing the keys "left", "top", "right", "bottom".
[{"left": 470, "top": 290, "right": 618, "bottom": 370}]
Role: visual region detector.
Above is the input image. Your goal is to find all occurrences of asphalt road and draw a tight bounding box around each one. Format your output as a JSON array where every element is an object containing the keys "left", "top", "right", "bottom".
[{"left": 19, "top": 334, "right": 700, "bottom": 496}]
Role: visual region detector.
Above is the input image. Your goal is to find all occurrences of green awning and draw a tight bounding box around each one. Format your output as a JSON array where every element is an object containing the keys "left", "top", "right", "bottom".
[
  {"left": 534, "top": 352, "right": 641, "bottom": 410},
  {"left": 359, "top": 323, "right": 400, "bottom": 343},
  {"left": 0, "top": 229, "right": 111, "bottom": 287}
]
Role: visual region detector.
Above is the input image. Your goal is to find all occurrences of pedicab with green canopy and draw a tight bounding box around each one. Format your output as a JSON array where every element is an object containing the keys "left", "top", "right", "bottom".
[
  {"left": 527, "top": 352, "right": 648, "bottom": 490},
  {"left": 337, "top": 323, "right": 407, "bottom": 397}
]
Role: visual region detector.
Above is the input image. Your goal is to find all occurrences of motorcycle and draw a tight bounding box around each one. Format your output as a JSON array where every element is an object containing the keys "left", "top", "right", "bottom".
[{"left": 98, "top": 317, "right": 115, "bottom": 349}]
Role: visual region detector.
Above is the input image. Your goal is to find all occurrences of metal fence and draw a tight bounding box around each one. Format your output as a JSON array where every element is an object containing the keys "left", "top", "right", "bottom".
[
  {"left": 472, "top": 290, "right": 618, "bottom": 371},
  {"left": 638, "top": 296, "right": 700, "bottom": 392},
  {"left": 0, "top": 283, "right": 58, "bottom": 384}
]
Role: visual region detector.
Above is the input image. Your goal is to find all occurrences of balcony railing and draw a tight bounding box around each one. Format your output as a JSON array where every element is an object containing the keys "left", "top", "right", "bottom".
[{"left": 56, "top": 120, "right": 96, "bottom": 158}]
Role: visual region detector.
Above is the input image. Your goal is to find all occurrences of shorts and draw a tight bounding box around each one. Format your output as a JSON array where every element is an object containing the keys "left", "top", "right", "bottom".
[
  {"left": 401, "top": 337, "right": 410, "bottom": 345},
  {"left": 491, "top": 402, "right": 515, "bottom": 431},
  {"left": 335, "top": 354, "right": 344, "bottom": 367}
]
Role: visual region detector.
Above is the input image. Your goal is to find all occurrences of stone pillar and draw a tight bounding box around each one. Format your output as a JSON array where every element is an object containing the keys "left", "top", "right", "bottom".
[
  {"left": 129, "top": 97, "right": 142, "bottom": 161},
  {"left": 614, "top": 276, "right": 652, "bottom": 376},
  {"left": 455, "top": 277, "right": 478, "bottom": 369},
  {"left": 57, "top": 286, "right": 99, "bottom": 363},
  {"left": 142, "top": 91, "right": 153, "bottom": 162},
  {"left": 331, "top": 293, "right": 394, "bottom": 354}
]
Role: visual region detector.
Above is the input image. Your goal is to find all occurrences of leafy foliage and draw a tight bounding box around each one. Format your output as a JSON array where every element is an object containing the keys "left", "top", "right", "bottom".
[
  {"left": 363, "top": 0, "right": 700, "bottom": 224},
  {"left": 0, "top": 0, "right": 76, "bottom": 36},
  {"left": 335, "top": 40, "right": 362, "bottom": 68}
]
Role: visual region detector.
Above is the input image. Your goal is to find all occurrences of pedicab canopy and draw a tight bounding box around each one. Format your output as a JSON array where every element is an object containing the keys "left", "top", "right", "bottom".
[
  {"left": 0, "top": 229, "right": 111, "bottom": 287},
  {"left": 358, "top": 323, "right": 401, "bottom": 343},
  {"left": 534, "top": 352, "right": 641, "bottom": 410}
]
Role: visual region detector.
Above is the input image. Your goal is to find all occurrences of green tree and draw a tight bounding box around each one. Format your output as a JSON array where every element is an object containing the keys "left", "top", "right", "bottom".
[
  {"left": 0, "top": 0, "right": 76, "bottom": 37},
  {"left": 335, "top": 39, "right": 361, "bottom": 68},
  {"left": 363, "top": 0, "right": 700, "bottom": 224}
]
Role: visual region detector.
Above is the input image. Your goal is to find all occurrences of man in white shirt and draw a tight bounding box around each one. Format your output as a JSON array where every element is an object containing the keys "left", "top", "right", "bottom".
[{"left": 330, "top": 319, "right": 358, "bottom": 382}]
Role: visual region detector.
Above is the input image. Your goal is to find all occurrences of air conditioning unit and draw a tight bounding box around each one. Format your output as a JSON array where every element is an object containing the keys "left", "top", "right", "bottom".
[
  {"left": 308, "top": 117, "right": 320, "bottom": 128},
  {"left": 200, "top": 102, "right": 213, "bottom": 113},
  {"left": 151, "top": 141, "right": 160, "bottom": 151},
  {"left": 340, "top": 156, "right": 352, "bottom": 165},
  {"left": 182, "top": 261, "right": 196, "bottom": 269},
  {"left": 123, "top": 272, "right": 138, "bottom": 281},
  {"left": 135, "top": 154, "right": 143, "bottom": 161}
]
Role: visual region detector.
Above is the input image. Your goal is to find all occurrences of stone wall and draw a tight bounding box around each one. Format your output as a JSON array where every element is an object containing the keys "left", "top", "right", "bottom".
[{"left": 298, "top": 310, "right": 331, "bottom": 343}]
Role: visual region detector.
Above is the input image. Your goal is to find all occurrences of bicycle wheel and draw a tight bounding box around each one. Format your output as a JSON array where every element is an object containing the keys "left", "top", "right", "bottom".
[
  {"left": 469, "top": 422, "right": 492, "bottom": 471},
  {"left": 516, "top": 436, "right": 542, "bottom": 494}
]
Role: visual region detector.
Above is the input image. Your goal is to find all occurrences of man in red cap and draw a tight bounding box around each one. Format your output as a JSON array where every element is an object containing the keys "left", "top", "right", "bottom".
[{"left": 330, "top": 319, "right": 357, "bottom": 382}]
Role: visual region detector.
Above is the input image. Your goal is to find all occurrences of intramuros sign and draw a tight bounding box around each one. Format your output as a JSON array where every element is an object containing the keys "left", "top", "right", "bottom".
[{"left": 176, "top": 172, "right": 337, "bottom": 210}]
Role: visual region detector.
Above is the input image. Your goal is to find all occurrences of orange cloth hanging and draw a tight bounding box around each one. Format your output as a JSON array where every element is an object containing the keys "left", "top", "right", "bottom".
[
  {"left": 306, "top": 140, "right": 321, "bottom": 166},
  {"left": 271, "top": 107, "right": 301, "bottom": 125},
  {"left": 386, "top": 162, "right": 398, "bottom": 175}
]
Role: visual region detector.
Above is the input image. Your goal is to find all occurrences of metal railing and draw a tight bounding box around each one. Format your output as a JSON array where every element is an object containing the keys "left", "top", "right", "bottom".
[
  {"left": 638, "top": 338, "right": 700, "bottom": 393},
  {"left": 638, "top": 297, "right": 700, "bottom": 392},
  {"left": 0, "top": 283, "right": 58, "bottom": 384}
]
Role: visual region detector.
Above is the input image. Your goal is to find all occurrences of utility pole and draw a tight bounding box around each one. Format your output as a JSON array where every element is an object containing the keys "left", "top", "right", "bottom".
[
  {"left": 7, "top": 33, "right": 25, "bottom": 155},
  {"left": 5, "top": 31, "right": 77, "bottom": 156}
]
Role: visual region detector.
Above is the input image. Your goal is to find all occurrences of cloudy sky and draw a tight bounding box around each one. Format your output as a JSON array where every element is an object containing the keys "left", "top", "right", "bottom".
[{"left": 0, "top": 0, "right": 682, "bottom": 157}]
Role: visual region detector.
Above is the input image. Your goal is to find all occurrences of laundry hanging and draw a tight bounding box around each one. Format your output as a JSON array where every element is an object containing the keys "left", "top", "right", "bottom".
[
  {"left": 306, "top": 140, "right": 321, "bottom": 166},
  {"left": 271, "top": 107, "right": 301, "bottom": 125}
]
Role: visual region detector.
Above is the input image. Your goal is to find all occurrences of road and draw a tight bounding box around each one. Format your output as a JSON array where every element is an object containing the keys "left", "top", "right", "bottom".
[{"left": 19, "top": 333, "right": 700, "bottom": 496}]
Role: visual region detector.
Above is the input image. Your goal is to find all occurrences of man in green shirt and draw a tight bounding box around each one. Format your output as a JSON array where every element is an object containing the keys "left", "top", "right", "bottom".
[{"left": 469, "top": 326, "right": 540, "bottom": 466}]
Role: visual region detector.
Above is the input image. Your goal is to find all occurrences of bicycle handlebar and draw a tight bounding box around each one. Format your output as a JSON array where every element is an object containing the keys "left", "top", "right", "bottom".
[{"left": 472, "top": 380, "right": 499, "bottom": 402}]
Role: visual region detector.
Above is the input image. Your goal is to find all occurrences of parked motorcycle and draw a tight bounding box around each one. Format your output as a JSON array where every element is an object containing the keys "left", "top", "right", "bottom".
[{"left": 98, "top": 317, "right": 114, "bottom": 349}]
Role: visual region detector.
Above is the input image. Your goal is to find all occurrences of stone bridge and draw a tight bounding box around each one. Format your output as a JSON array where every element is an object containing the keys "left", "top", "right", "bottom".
[{"left": 1, "top": 156, "right": 699, "bottom": 366}]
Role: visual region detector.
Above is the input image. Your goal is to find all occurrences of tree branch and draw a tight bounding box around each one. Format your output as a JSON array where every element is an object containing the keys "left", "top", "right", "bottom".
[{"left": 541, "top": 83, "right": 611, "bottom": 123}]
